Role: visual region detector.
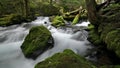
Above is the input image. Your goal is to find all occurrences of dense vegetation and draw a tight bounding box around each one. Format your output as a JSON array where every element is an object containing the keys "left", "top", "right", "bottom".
[{"left": 0, "top": 0, "right": 86, "bottom": 26}]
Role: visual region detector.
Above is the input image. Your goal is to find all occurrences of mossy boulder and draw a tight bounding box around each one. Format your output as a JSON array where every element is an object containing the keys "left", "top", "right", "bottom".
[
  {"left": 105, "top": 29, "right": 120, "bottom": 57},
  {"left": 35, "top": 49, "right": 95, "bottom": 68},
  {"left": 51, "top": 16, "right": 65, "bottom": 27},
  {"left": 21, "top": 26, "right": 54, "bottom": 59}
]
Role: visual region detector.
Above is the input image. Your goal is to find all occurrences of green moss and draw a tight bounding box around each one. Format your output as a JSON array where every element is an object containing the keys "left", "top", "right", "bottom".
[
  {"left": 35, "top": 49, "right": 95, "bottom": 68},
  {"left": 88, "top": 29, "right": 102, "bottom": 45},
  {"left": 87, "top": 24, "right": 95, "bottom": 30},
  {"left": 21, "top": 25, "right": 53, "bottom": 59},
  {"left": 51, "top": 16, "right": 65, "bottom": 27},
  {"left": 72, "top": 14, "right": 80, "bottom": 25},
  {"left": 100, "top": 3, "right": 120, "bottom": 23},
  {"left": 0, "top": 14, "right": 24, "bottom": 26},
  {"left": 105, "top": 29, "right": 120, "bottom": 57},
  {"left": 100, "top": 23, "right": 119, "bottom": 42}
]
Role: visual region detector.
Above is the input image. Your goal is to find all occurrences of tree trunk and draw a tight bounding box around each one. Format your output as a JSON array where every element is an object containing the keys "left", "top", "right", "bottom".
[
  {"left": 85, "top": 0, "right": 99, "bottom": 25},
  {"left": 23, "top": 0, "right": 29, "bottom": 18}
]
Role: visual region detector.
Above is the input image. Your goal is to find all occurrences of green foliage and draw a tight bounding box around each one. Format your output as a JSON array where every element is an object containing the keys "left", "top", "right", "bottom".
[
  {"left": 35, "top": 49, "right": 95, "bottom": 68},
  {"left": 21, "top": 26, "right": 53, "bottom": 59},
  {"left": 51, "top": 16, "right": 65, "bottom": 27},
  {"left": 0, "top": 0, "right": 24, "bottom": 16},
  {"left": 0, "top": 0, "right": 86, "bottom": 18},
  {"left": 0, "top": 14, "right": 24, "bottom": 26},
  {"left": 105, "top": 29, "right": 120, "bottom": 57}
]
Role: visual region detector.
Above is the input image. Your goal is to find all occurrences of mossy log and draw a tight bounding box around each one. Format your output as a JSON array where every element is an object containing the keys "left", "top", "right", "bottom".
[
  {"left": 62, "top": 6, "right": 87, "bottom": 21},
  {"left": 64, "top": 6, "right": 83, "bottom": 15},
  {"left": 62, "top": 7, "right": 87, "bottom": 24},
  {"left": 51, "top": 16, "right": 65, "bottom": 27},
  {"left": 72, "top": 14, "right": 80, "bottom": 25}
]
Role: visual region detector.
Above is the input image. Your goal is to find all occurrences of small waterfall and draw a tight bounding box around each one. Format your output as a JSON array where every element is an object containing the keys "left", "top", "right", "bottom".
[{"left": 0, "top": 17, "right": 92, "bottom": 68}]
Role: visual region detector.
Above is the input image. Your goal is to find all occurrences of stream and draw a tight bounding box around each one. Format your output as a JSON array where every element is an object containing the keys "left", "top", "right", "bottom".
[{"left": 0, "top": 17, "right": 93, "bottom": 68}]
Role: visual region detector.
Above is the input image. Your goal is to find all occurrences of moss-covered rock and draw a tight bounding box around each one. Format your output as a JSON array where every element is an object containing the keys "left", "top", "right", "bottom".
[
  {"left": 105, "top": 29, "right": 120, "bottom": 57},
  {"left": 21, "top": 25, "right": 54, "bottom": 59},
  {"left": 51, "top": 16, "right": 65, "bottom": 27},
  {"left": 35, "top": 49, "right": 96, "bottom": 68}
]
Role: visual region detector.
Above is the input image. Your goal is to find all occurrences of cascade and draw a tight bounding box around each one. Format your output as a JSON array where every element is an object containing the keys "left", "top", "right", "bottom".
[{"left": 0, "top": 17, "right": 92, "bottom": 68}]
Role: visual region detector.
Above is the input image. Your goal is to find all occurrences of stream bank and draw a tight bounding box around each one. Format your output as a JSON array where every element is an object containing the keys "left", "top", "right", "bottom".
[{"left": 86, "top": 0, "right": 120, "bottom": 67}]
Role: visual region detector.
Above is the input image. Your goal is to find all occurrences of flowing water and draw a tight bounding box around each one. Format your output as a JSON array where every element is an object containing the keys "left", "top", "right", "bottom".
[{"left": 0, "top": 17, "right": 93, "bottom": 68}]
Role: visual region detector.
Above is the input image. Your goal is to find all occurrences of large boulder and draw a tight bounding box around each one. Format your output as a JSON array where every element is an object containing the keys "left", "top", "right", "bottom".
[
  {"left": 35, "top": 49, "right": 95, "bottom": 68},
  {"left": 21, "top": 25, "right": 54, "bottom": 59}
]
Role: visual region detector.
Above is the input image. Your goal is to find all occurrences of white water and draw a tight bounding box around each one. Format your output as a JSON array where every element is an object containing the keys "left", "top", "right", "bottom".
[{"left": 0, "top": 17, "right": 92, "bottom": 68}]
